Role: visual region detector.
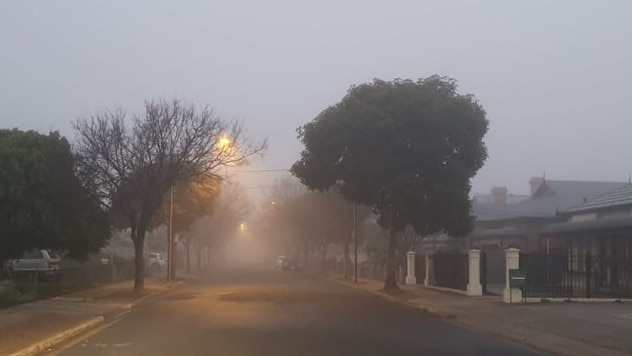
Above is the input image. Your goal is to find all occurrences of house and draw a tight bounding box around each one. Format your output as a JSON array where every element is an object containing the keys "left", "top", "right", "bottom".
[
  {"left": 523, "top": 184, "right": 632, "bottom": 298},
  {"left": 541, "top": 183, "right": 632, "bottom": 256},
  {"left": 469, "top": 177, "right": 628, "bottom": 252}
]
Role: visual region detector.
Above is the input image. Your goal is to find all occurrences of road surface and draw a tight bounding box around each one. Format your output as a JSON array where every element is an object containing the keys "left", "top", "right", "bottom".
[{"left": 51, "top": 266, "right": 539, "bottom": 356}]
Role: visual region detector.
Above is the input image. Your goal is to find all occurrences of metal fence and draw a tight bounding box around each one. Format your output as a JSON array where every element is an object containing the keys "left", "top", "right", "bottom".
[
  {"left": 521, "top": 251, "right": 632, "bottom": 299},
  {"left": 415, "top": 254, "right": 427, "bottom": 284},
  {"left": 60, "top": 261, "right": 134, "bottom": 286},
  {"left": 8, "top": 258, "right": 135, "bottom": 287},
  {"left": 432, "top": 251, "right": 468, "bottom": 291}
]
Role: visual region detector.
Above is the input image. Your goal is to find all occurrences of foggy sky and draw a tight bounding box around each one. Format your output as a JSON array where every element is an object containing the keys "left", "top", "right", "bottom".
[{"left": 1, "top": 0, "right": 631, "bottom": 199}]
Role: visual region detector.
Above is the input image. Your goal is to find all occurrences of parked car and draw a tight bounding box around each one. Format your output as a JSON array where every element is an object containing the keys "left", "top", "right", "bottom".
[
  {"left": 6, "top": 249, "right": 61, "bottom": 282},
  {"left": 275, "top": 255, "right": 298, "bottom": 272},
  {"left": 147, "top": 252, "right": 166, "bottom": 271},
  {"left": 275, "top": 255, "right": 287, "bottom": 269}
]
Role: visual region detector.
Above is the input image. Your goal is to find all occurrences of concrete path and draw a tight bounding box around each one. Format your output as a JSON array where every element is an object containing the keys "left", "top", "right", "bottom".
[
  {"left": 332, "top": 276, "right": 632, "bottom": 356},
  {"left": 0, "top": 280, "right": 183, "bottom": 356}
]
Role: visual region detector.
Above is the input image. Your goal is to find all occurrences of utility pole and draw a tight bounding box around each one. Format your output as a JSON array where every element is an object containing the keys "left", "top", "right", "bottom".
[
  {"left": 353, "top": 202, "right": 358, "bottom": 283},
  {"left": 167, "top": 185, "right": 174, "bottom": 282}
]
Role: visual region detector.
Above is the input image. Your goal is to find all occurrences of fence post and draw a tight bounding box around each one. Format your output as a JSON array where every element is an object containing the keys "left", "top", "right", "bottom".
[
  {"left": 467, "top": 249, "right": 483, "bottom": 296},
  {"left": 424, "top": 253, "right": 432, "bottom": 286},
  {"left": 406, "top": 251, "right": 417, "bottom": 285},
  {"left": 503, "top": 248, "right": 523, "bottom": 303},
  {"left": 585, "top": 252, "right": 592, "bottom": 299}
]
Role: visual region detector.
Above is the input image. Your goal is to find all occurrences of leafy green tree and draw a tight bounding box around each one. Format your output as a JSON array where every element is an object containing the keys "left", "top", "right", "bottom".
[
  {"left": 291, "top": 77, "right": 488, "bottom": 289},
  {"left": 0, "top": 129, "right": 109, "bottom": 263}
]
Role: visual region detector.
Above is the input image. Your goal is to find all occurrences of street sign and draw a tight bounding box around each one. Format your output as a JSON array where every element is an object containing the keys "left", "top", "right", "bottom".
[{"left": 509, "top": 269, "right": 526, "bottom": 289}]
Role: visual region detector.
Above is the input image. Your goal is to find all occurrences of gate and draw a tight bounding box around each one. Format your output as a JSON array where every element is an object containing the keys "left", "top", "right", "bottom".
[
  {"left": 433, "top": 251, "right": 468, "bottom": 291},
  {"left": 521, "top": 250, "right": 632, "bottom": 299}
]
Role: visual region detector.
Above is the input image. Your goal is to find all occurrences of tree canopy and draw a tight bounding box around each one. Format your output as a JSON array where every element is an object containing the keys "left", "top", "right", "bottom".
[
  {"left": 291, "top": 76, "right": 488, "bottom": 289},
  {"left": 0, "top": 129, "right": 110, "bottom": 262},
  {"left": 256, "top": 178, "right": 370, "bottom": 273},
  {"left": 74, "top": 98, "right": 266, "bottom": 291},
  {"left": 152, "top": 175, "right": 221, "bottom": 273},
  {"left": 191, "top": 181, "right": 252, "bottom": 268}
]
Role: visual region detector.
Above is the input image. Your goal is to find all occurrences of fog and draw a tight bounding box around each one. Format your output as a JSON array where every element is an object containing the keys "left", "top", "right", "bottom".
[
  {"left": 2, "top": 0, "right": 631, "bottom": 198},
  {"left": 224, "top": 224, "right": 270, "bottom": 266}
]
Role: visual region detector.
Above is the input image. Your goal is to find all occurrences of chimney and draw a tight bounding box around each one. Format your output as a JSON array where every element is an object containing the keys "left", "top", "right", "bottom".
[
  {"left": 529, "top": 177, "right": 545, "bottom": 196},
  {"left": 491, "top": 187, "right": 508, "bottom": 204}
]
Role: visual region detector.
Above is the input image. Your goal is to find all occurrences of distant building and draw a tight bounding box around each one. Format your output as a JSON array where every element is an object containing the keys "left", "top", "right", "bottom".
[
  {"left": 469, "top": 177, "right": 628, "bottom": 252},
  {"left": 541, "top": 183, "right": 632, "bottom": 255}
]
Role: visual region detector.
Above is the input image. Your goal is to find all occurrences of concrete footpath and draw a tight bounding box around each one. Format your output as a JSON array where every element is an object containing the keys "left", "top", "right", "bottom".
[
  {"left": 332, "top": 276, "right": 632, "bottom": 356},
  {"left": 0, "top": 279, "right": 184, "bottom": 356}
]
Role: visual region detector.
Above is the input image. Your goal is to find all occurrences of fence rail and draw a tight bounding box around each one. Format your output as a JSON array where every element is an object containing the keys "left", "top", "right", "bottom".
[
  {"left": 433, "top": 251, "right": 468, "bottom": 291},
  {"left": 7, "top": 259, "right": 135, "bottom": 286},
  {"left": 521, "top": 251, "right": 632, "bottom": 299}
]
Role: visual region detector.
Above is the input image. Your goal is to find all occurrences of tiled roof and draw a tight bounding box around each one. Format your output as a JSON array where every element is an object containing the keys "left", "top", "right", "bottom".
[
  {"left": 473, "top": 180, "right": 628, "bottom": 222},
  {"left": 541, "top": 215, "right": 632, "bottom": 236},
  {"left": 471, "top": 226, "right": 526, "bottom": 239},
  {"left": 564, "top": 184, "right": 632, "bottom": 214}
]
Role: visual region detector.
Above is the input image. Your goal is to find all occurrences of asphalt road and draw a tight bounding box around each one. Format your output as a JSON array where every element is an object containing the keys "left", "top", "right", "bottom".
[{"left": 52, "top": 266, "right": 540, "bottom": 356}]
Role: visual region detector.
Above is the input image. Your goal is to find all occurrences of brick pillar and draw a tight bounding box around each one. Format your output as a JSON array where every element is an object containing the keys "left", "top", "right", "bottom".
[
  {"left": 406, "top": 251, "right": 416, "bottom": 285},
  {"left": 424, "top": 253, "right": 432, "bottom": 286},
  {"left": 467, "top": 249, "right": 483, "bottom": 296},
  {"left": 503, "top": 248, "right": 523, "bottom": 303}
]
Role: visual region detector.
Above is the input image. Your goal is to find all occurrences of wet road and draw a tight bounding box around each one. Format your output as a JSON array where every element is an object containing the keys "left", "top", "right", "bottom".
[{"left": 53, "top": 266, "right": 539, "bottom": 356}]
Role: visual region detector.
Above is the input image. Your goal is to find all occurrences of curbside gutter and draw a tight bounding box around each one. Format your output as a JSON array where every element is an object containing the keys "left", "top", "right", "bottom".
[
  {"left": 329, "top": 276, "right": 631, "bottom": 356},
  {"left": 7, "top": 317, "right": 104, "bottom": 356},
  {"left": 328, "top": 277, "right": 457, "bottom": 319},
  {"left": 7, "top": 280, "right": 186, "bottom": 356},
  {"left": 124, "top": 280, "right": 186, "bottom": 311}
]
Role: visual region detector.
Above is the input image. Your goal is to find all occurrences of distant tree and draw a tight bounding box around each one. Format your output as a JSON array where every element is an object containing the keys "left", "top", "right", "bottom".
[
  {"left": 152, "top": 175, "right": 221, "bottom": 273},
  {"left": 308, "top": 189, "right": 370, "bottom": 277},
  {"left": 291, "top": 77, "right": 488, "bottom": 290},
  {"left": 0, "top": 129, "right": 109, "bottom": 263},
  {"left": 74, "top": 99, "right": 266, "bottom": 291},
  {"left": 192, "top": 181, "right": 251, "bottom": 269},
  {"left": 256, "top": 178, "right": 369, "bottom": 274}
]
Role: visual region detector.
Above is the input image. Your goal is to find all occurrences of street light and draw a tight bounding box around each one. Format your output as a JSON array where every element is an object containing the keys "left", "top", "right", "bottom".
[
  {"left": 219, "top": 136, "right": 231, "bottom": 148},
  {"left": 168, "top": 135, "right": 233, "bottom": 280},
  {"left": 168, "top": 185, "right": 174, "bottom": 282}
]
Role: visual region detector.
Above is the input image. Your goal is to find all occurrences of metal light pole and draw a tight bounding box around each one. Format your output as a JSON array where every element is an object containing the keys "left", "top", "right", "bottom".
[
  {"left": 353, "top": 202, "right": 358, "bottom": 283},
  {"left": 167, "top": 185, "right": 174, "bottom": 282}
]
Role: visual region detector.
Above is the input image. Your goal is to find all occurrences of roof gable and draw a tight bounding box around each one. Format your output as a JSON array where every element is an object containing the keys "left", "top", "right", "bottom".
[
  {"left": 564, "top": 184, "right": 632, "bottom": 214},
  {"left": 473, "top": 180, "right": 629, "bottom": 221}
]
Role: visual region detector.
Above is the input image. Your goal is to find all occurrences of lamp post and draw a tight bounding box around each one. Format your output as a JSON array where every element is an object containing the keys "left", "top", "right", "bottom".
[
  {"left": 167, "top": 185, "right": 174, "bottom": 282},
  {"left": 353, "top": 202, "right": 358, "bottom": 283}
]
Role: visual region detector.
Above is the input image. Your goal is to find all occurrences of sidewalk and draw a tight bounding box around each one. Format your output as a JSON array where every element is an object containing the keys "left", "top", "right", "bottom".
[
  {"left": 331, "top": 276, "right": 632, "bottom": 356},
  {"left": 0, "top": 279, "right": 184, "bottom": 356}
]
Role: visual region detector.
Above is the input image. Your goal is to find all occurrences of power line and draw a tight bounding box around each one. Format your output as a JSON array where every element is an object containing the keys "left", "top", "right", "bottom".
[{"left": 235, "top": 168, "right": 289, "bottom": 174}]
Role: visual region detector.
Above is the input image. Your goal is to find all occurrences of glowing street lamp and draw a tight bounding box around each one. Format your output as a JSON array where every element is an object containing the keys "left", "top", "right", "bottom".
[{"left": 218, "top": 136, "right": 231, "bottom": 148}]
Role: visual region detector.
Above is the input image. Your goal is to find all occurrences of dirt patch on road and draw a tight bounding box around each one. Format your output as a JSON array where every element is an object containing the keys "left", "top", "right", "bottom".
[
  {"left": 0, "top": 313, "right": 90, "bottom": 355},
  {"left": 218, "top": 287, "right": 321, "bottom": 306}
]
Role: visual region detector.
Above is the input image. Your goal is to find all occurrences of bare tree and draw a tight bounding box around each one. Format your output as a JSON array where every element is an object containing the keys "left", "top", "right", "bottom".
[
  {"left": 256, "top": 177, "right": 369, "bottom": 273},
  {"left": 192, "top": 181, "right": 252, "bottom": 269},
  {"left": 73, "top": 99, "right": 266, "bottom": 291}
]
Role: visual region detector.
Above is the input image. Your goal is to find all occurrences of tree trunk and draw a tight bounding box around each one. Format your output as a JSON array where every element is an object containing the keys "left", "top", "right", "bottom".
[
  {"left": 343, "top": 232, "right": 351, "bottom": 280},
  {"left": 133, "top": 229, "right": 146, "bottom": 292},
  {"left": 384, "top": 227, "right": 399, "bottom": 290},
  {"left": 185, "top": 240, "right": 191, "bottom": 273},
  {"left": 302, "top": 242, "right": 309, "bottom": 271},
  {"left": 196, "top": 246, "right": 202, "bottom": 271},
  {"left": 321, "top": 241, "right": 328, "bottom": 273},
  {"left": 170, "top": 234, "right": 177, "bottom": 280}
]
